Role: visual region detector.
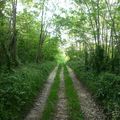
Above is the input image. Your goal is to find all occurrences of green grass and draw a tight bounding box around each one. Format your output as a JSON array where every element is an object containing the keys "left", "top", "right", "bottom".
[
  {"left": 41, "top": 66, "right": 61, "bottom": 120},
  {"left": 64, "top": 67, "right": 83, "bottom": 120},
  {"left": 0, "top": 61, "right": 56, "bottom": 120}
]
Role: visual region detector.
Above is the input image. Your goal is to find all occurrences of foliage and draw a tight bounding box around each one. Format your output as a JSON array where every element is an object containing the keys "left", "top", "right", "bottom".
[
  {"left": 54, "top": 0, "right": 120, "bottom": 74},
  {"left": 0, "top": 61, "right": 56, "bottom": 120},
  {"left": 17, "top": 10, "right": 40, "bottom": 63},
  {"left": 0, "top": 0, "right": 61, "bottom": 68},
  {"left": 42, "top": 37, "right": 60, "bottom": 61}
]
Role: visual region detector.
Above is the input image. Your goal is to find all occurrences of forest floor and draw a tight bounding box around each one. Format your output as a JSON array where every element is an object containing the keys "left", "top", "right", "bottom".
[{"left": 24, "top": 66, "right": 105, "bottom": 120}]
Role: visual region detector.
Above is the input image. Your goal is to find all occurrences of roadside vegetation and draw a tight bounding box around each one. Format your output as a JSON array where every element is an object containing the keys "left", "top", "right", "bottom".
[
  {"left": 0, "top": 62, "right": 56, "bottom": 120},
  {"left": 68, "top": 61, "right": 120, "bottom": 119}
]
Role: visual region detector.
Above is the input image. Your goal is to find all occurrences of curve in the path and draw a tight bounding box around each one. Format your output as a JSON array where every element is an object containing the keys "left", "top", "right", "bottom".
[
  {"left": 54, "top": 67, "right": 68, "bottom": 120},
  {"left": 24, "top": 66, "right": 58, "bottom": 120},
  {"left": 67, "top": 66, "right": 105, "bottom": 120}
]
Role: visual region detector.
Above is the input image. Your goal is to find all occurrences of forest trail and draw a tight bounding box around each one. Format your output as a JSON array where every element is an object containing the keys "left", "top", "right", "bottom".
[
  {"left": 54, "top": 67, "right": 68, "bottom": 120},
  {"left": 24, "top": 66, "right": 106, "bottom": 120},
  {"left": 67, "top": 66, "right": 105, "bottom": 120},
  {"left": 24, "top": 66, "right": 58, "bottom": 120}
]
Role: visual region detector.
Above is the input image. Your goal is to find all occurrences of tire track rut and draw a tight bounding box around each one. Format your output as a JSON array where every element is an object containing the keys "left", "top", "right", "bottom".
[
  {"left": 25, "top": 66, "right": 58, "bottom": 120},
  {"left": 67, "top": 66, "right": 105, "bottom": 120}
]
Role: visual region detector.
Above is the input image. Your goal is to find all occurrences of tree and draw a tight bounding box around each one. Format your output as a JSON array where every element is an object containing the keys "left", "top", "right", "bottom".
[{"left": 9, "top": 0, "right": 18, "bottom": 66}]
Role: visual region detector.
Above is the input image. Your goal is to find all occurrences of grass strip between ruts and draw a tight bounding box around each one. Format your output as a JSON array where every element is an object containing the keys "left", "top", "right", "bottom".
[
  {"left": 41, "top": 66, "right": 61, "bottom": 120},
  {"left": 64, "top": 66, "right": 84, "bottom": 120}
]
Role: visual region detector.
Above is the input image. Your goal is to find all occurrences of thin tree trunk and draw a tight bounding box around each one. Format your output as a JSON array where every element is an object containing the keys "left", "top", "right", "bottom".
[
  {"left": 36, "top": 0, "right": 46, "bottom": 63},
  {"left": 9, "top": 0, "right": 18, "bottom": 66},
  {"left": 97, "top": 0, "right": 100, "bottom": 45}
]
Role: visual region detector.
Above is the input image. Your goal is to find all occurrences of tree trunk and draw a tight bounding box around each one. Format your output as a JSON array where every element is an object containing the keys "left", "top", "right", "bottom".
[
  {"left": 9, "top": 0, "right": 18, "bottom": 66},
  {"left": 36, "top": 0, "right": 46, "bottom": 63}
]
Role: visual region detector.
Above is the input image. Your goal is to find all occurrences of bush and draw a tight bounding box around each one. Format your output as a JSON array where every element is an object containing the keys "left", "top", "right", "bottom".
[
  {"left": 0, "top": 61, "right": 56, "bottom": 120},
  {"left": 68, "top": 61, "right": 120, "bottom": 119},
  {"left": 96, "top": 73, "right": 120, "bottom": 119}
]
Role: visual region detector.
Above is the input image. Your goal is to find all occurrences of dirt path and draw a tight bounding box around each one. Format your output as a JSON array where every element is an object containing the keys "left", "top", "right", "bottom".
[
  {"left": 54, "top": 68, "right": 68, "bottom": 120},
  {"left": 24, "top": 66, "right": 58, "bottom": 120},
  {"left": 67, "top": 66, "right": 105, "bottom": 120}
]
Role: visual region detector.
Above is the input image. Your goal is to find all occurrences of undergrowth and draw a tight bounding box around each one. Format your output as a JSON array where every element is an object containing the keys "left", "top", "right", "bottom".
[
  {"left": 0, "top": 61, "right": 56, "bottom": 120},
  {"left": 68, "top": 61, "right": 120, "bottom": 120}
]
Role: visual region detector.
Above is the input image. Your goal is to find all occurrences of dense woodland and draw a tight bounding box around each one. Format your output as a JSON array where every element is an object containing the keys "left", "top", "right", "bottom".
[
  {"left": 0, "top": 0, "right": 120, "bottom": 120},
  {"left": 0, "top": 0, "right": 62, "bottom": 69}
]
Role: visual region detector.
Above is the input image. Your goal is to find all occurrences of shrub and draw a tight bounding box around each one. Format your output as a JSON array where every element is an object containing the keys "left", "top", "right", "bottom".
[
  {"left": 68, "top": 61, "right": 120, "bottom": 119},
  {"left": 0, "top": 61, "right": 56, "bottom": 120}
]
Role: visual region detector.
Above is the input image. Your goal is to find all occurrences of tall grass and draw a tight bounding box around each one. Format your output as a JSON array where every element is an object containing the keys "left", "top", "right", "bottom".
[
  {"left": 0, "top": 61, "right": 56, "bottom": 120},
  {"left": 68, "top": 61, "right": 120, "bottom": 119}
]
